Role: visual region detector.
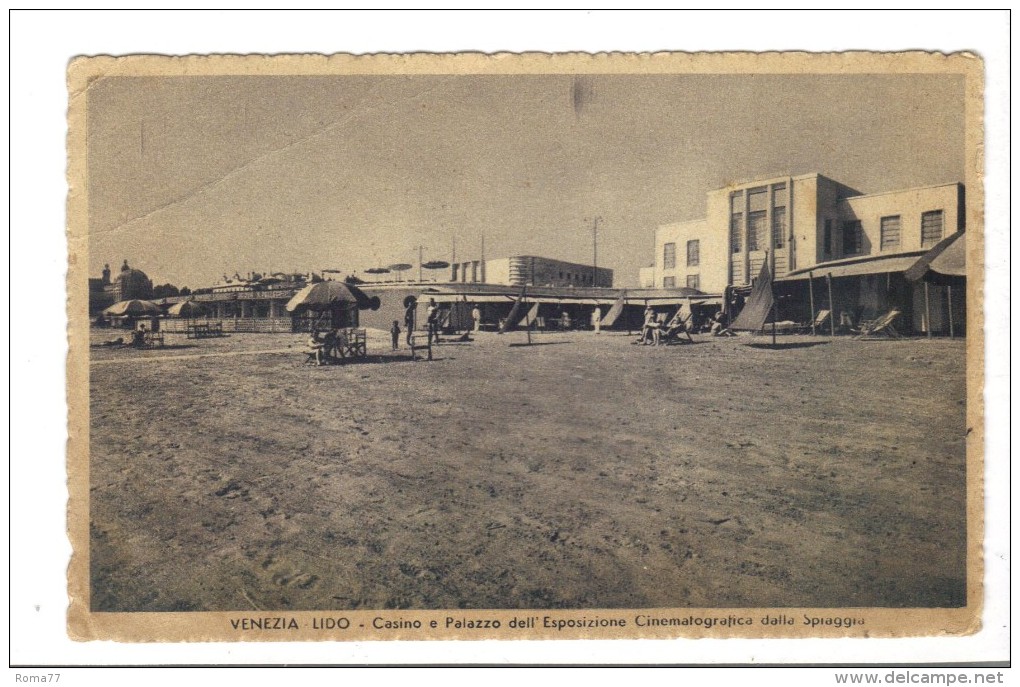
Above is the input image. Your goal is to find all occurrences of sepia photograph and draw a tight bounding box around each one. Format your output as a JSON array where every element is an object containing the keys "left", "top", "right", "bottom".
[{"left": 64, "top": 51, "right": 984, "bottom": 643}]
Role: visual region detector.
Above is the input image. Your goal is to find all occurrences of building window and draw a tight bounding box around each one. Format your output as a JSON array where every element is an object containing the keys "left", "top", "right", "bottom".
[
  {"left": 772, "top": 207, "right": 786, "bottom": 249},
  {"left": 686, "top": 275, "right": 699, "bottom": 290},
  {"left": 842, "top": 220, "right": 863, "bottom": 255},
  {"left": 748, "top": 186, "right": 768, "bottom": 211},
  {"left": 748, "top": 211, "right": 767, "bottom": 252},
  {"left": 663, "top": 242, "right": 676, "bottom": 270},
  {"left": 824, "top": 219, "right": 833, "bottom": 257},
  {"left": 663, "top": 276, "right": 676, "bottom": 288},
  {"left": 686, "top": 240, "right": 699, "bottom": 267},
  {"left": 730, "top": 191, "right": 743, "bottom": 254},
  {"left": 730, "top": 213, "right": 743, "bottom": 253},
  {"left": 921, "top": 210, "right": 944, "bottom": 246},
  {"left": 880, "top": 215, "right": 901, "bottom": 251}
]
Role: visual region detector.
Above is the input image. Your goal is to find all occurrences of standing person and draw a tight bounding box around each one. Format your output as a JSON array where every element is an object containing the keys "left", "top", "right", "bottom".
[
  {"left": 426, "top": 298, "right": 440, "bottom": 345},
  {"left": 404, "top": 300, "right": 416, "bottom": 346},
  {"left": 591, "top": 307, "right": 601, "bottom": 334},
  {"left": 641, "top": 306, "right": 660, "bottom": 345},
  {"left": 390, "top": 320, "right": 401, "bottom": 350},
  {"left": 471, "top": 304, "right": 482, "bottom": 333}
]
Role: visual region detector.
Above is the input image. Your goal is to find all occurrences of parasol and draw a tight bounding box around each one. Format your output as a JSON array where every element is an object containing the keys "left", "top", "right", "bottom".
[
  {"left": 285, "top": 280, "right": 374, "bottom": 313},
  {"left": 167, "top": 300, "right": 207, "bottom": 317},
  {"left": 422, "top": 260, "right": 450, "bottom": 270},
  {"left": 365, "top": 267, "right": 391, "bottom": 275},
  {"left": 104, "top": 299, "right": 163, "bottom": 317}
]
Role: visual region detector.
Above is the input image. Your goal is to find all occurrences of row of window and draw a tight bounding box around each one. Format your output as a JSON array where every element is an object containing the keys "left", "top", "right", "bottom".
[
  {"left": 663, "top": 240, "right": 699, "bottom": 269},
  {"left": 557, "top": 270, "right": 596, "bottom": 285},
  {"left": 662, "top": 275, "right": 699, "bottom": 290},
  {"left": 661, "top": 208, "right": 946, "bottom": 281},
  {"left": 823, "top": 210, "right": 944, "bottom": 257},
  {"left": 729, "top": 183, "right": 788, "bottom": 254}
]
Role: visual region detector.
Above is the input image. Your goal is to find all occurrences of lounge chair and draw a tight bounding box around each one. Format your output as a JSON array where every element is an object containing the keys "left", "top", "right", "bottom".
[
  {"left": 661, "top": 310, "right": 694, "bottom": 345},
  {"left": 802, "top": 309, "right": 831, "bottom": 335},
  {"left": 854, "top": 310, "right": 902, "bottom": 339}
]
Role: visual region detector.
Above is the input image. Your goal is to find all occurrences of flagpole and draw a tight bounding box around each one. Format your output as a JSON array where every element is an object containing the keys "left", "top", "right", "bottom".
[
  {"left": 924, "top": 282, "right": 932, "bottom": 338},
  {"left": 947, "top": 285, "right": 954, "bottom": 338},
  {"left": 523, "top": 285, "right": 532, "bottom": 345},
  {"left": 808, "top": 270, "right": 817, "bottom": 336},
  {"left": 771, "top": 302, "right": 777, "bottom": 347}
]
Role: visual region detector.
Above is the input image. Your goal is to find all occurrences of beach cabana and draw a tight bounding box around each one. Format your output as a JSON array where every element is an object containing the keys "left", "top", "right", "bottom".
[
  {"left": 286, "top": 280, "right": 375, "bottom": 330},
  {"left": 905, "top": 232, "right": 966, "bottom": 336}
]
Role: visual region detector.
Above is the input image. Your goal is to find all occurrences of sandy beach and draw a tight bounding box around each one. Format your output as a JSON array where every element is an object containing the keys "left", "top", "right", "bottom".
[{"left": 88, "top": 328, "right": 967, "bottom": 612}]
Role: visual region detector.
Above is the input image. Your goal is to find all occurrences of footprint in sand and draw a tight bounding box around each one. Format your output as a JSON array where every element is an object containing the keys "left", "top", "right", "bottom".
[{"left": 260, "top": 556, "right": 320, "bottom": 590}]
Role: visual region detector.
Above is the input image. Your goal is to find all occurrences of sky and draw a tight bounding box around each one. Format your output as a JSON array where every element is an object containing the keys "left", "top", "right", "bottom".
[{"left": 86, "top": 72, "right": 965, "bottom": 288}]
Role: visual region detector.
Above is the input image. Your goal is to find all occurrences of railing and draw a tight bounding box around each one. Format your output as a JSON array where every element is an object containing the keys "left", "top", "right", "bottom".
[{"left": 160, "top": 317, "right": 295, "bottom": 333}]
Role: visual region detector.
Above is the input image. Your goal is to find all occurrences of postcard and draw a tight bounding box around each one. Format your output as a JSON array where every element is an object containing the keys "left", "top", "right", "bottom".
[{"left": 66, "top": 51, "right": 984, "bottom": 642}]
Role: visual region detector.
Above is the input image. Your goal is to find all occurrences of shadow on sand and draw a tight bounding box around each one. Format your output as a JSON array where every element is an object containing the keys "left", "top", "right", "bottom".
[
  {"left": 311, "top": 353, "right": 448, "bottom": 367},
  {"left": 744, "top": 341, "right": 831, "bottom": 350},
  {"left": 91, "top": 343, "right": 201, "bottom": 352},
  {"left": 507, "top": 341, "right": 574, "bottom": 348}
]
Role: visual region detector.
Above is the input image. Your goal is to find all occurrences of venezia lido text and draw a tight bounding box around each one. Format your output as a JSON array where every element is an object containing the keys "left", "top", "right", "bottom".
[{"left": 229, "top": 612, "right": 865, "bottom": 634}]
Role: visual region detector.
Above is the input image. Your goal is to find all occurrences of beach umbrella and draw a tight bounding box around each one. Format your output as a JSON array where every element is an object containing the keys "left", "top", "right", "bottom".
[
  {"left": 387, "top": 263, "right": 413, "bottom": 282},
  {"left": 365, "top": 267, "right": 391, "bottom": 275},
  {"left": 285, "top": 280, "right": 373, "bottom": 313},
  {"left": 167, "top": 300, "right": 206, "bottom": 318},
  {"left": 422, "top": 260, "right": 450, "bottom": 270},
  {"left": 104, "top": 299, "right": 162, "bottom": 317}
]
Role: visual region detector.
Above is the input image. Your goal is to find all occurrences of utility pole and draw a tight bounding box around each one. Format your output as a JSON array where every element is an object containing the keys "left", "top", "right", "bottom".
[
  {"left": 418, "top": 245, "right": 423, "bottom": 283},
  {"left": 592, "top": 216, "right": 601, "bottom": 286}
]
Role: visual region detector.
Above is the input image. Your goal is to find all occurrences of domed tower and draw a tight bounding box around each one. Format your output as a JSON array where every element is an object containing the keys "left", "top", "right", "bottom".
[{"left": 114, "top": 261, "right": 154, "bottom": 300}]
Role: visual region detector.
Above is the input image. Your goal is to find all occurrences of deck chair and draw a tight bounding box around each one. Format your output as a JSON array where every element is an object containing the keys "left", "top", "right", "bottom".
[
  {"left": 661, "top": 309, "right": 694, "bottom": 344},
  {"left": 855, "top": 309, "right": 902, "bottom": 339},
  {"left": 800, "top": 309, "right": 830, "bottom": 334}
]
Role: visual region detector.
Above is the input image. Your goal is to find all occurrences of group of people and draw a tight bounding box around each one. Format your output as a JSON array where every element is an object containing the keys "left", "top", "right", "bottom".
[
  {"left": 639, "top": 306, "right": 667, "bottom": 345},
  {"left": 306, "top": 328, "right": 345, "bottom": 365},
  {"left": 638, "top": 306, "right": 734, "bottom": 344}
]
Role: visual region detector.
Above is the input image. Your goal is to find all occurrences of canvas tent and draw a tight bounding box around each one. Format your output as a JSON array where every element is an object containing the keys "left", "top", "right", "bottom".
[{"left": 729, "top": 261, "right": 775, "bottom": 332}]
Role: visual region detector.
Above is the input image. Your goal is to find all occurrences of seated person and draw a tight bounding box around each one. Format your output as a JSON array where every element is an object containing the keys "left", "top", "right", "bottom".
[
  {"left": 307, "top": 329, "right": 326, "bottom": 366},
  {"left": 560, "top": 311, "right": 572, "bottom": 330},
  {"left": 131, "top": 325, "right": 147, "bottom": 348},
  {"left": 640, "top": 308, "right": 662, "bottom": 345},
  {"left": 710, "top": 311, "right": 735, "bottom": 337},
  {"left": 839, "top": 311, "right": 855, "bottom": 332},
  {"left": 322, "top": 329, "right": 339, "bottom": 361}
]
